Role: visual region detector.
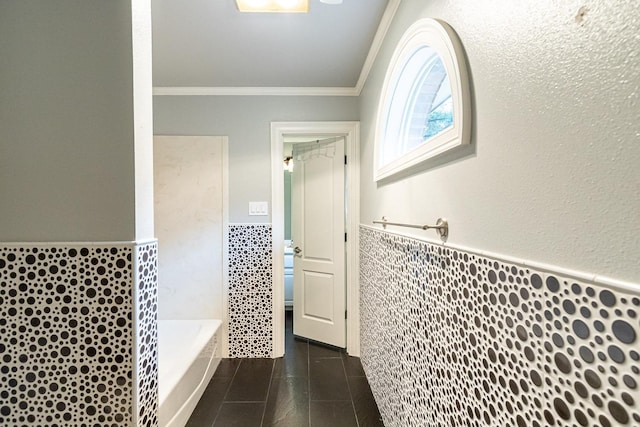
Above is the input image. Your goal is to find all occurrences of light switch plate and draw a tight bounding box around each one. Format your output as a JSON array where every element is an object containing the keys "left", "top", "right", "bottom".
[{"left": 249, "top": 201, "right": 268, "bottom": 216}]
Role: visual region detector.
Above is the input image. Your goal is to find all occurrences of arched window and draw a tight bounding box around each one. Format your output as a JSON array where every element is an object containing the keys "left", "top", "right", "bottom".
[{"left": 374, "top": 18, "right": 471, "bottom": 181}]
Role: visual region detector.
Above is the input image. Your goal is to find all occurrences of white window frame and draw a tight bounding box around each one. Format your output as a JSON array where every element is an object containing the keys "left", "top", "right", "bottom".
[{"left": 374, "top": 18, "right": 471, "bottom": 181}]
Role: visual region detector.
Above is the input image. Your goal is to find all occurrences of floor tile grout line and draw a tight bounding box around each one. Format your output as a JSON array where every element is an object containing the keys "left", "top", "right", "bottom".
[
  {"left": 189, "top": 312, "right": 382, "bottom": 427},
  {"left": 341, "top": 353, "right": 361, "bottom": 427},
  {"left": 259, "top": 359, "right": 276, "bottom": 427},
  {"left": 343, "top": 353, "right": 367, "bottom": 378},
  {"left": 287, "top": 312, "right": 313, "bottom": 427},
  {"left": 211, "top": 359, "right": 242, "bottom": 427}
]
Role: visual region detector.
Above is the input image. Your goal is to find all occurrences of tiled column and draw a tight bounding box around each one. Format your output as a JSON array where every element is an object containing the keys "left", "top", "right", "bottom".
[
  {"left": 0, "top": 242, "right": 157, "bottom": 425},
  {"left": 1, "top": 1, "right": 156, "bottom": 424},
  {"left": 227, "top": 224, "right": 273, "bottom": 357}
]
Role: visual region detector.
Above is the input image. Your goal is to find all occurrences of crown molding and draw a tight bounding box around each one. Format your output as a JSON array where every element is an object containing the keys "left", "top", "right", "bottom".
[
  {"left": 152, "top": 86, "right": 358, "bottom": 96},
  {"left": 153, "top": 0, "right": 401, "bottom": 97},
  {"left": 354, "top": 0, "right": 401, "bottom": 95}
]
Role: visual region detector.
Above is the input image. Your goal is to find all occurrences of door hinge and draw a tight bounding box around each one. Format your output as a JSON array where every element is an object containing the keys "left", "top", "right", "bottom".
[
  {"left": 344, "top": 155, "right": 347, "bottom": 165},
  {"left": 344, "top": 232, "right": 347, "bottom": 242},
  {"left": 345, "top": 310, "right": 348, "bottom": 319}
]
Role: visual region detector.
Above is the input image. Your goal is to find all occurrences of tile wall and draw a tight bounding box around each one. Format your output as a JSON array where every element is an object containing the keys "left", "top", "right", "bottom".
[
  {"left": 0, "top": 242, "right": 158, "bottom": 426},
  {"left": 228, "top": 224, "right": 273, "bottom": 357},
  {"left": 134, "top": 242, "right": 159, "bottom": 426},
  {"left": 359, "top": 225, "right": 640, "bottom": 426}
]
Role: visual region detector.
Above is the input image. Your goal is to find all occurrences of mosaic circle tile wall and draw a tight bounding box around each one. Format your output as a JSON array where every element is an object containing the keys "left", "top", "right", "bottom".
[
  {"left": 228, "top": 224, "right": 273, "bottom": 358},
  {"left": 360, "top": 226, "right": 639, "bottom": 426},
  {"left": 0, "top": 242, "right": 158, "bottom": 426}
]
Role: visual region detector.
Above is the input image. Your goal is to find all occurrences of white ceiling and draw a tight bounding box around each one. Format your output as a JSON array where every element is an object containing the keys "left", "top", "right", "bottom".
[{"left": 151, "top": 0, "right": 390, "bottom": 89}]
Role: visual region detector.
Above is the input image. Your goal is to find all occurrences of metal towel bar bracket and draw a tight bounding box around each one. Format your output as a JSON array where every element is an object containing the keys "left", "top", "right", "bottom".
[{"left": 373, "top": 217, "right": 449, "bottom": 241}]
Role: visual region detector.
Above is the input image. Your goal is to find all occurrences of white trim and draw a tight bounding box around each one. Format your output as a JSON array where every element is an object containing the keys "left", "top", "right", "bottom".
[
  {"left": 354, "top": 0, "right": 401, "bottom": 95},
  {"left": 374, "top": 18, "right": 472, "bottom": 181},
  {"left": 221, "top": 137, "right": 230, "bottom": 358},
  {"left": 271, "top": 131, "right": 286, "bottom": 358},
  {"left": 227, "top": 222, "right": 273, "bottom": 226},
  {"left": 0, "top": 239, "right": 157, "bottom": 246},
  {"left": 361, "top": 224, "right": 640, "bottom": 296},
  {"left": 153, "top": 0, "right": 400, "bottom": 98},
  {"left": 271, "top": 121, "right": 361, "bottom": 357},
  {"left": 153, "top": 86, "right": 358, "bottom": 97},
  {"left": 345, "top": 124, "right": 361, "bottom": 356}
]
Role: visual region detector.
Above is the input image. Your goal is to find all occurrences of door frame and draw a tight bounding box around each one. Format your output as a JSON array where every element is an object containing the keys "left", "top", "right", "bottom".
[{"left": 271, "top": 121, "right": 360, "bottom": 357}]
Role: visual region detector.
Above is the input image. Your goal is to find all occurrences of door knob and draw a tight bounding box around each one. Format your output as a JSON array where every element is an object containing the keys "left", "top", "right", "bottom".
[{"left": 294, "top": 246, "right": 302, "bottom": 255}]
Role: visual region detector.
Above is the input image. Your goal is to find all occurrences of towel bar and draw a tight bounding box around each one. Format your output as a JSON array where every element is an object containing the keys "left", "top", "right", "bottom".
[{"left": 373, "top": 216, "right": 448, "bottom": 241}]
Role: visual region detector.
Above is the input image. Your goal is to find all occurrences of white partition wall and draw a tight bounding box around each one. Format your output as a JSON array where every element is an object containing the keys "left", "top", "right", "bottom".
[
  {"left": 154, "top": 136, "right": 228, "bottom": 321},
  {"left": 0, "top": 2, "right": 157, "bottom": 425}
]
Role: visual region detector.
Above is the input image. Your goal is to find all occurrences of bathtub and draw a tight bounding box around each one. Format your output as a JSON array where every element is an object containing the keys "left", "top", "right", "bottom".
[{"left": 158, "top": 319, "right": 222, "bottom": 427}]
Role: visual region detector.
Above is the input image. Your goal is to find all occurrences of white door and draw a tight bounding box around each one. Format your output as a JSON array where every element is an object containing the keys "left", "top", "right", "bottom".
[{"left": 292, "top": 137, "right": 346, "bottom": 348}]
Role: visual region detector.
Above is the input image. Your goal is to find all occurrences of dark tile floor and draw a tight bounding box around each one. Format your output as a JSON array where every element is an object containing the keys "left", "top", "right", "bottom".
[{"left": 186, "top": 311, "right": 384, "bottom": 427}]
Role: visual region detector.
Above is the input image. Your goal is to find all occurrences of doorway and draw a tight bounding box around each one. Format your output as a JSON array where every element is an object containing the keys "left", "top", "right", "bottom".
[
  {"left": 271, "top": 122, "right": 361, "bottom": 358},
  {"left": 289, "top": 136, "right": 346, "bottom": 347}
]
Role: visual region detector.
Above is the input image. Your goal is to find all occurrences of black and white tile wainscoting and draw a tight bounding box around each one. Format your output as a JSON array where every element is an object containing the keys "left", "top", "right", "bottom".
[
  {"left": 359, "top": 225, "right": 640, "bottom": 427},
  {"left": 0, "top": 241, "right": 158, "bottom": 426},
  {"left": 228, "top": 224, "right": 273, "bottom": 357},
  {"left": 134, "top": 243, "right": 159, "bottom": 426}
]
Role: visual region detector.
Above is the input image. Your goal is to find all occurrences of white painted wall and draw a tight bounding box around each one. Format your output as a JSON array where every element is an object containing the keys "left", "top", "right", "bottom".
[
  {"left": 153, "top": 96, "right": 359, "bottom": 223},
  {"left": 359, "top": 0, "right": 640, "bottom": 283},
  {"left": 0, "top": 0, "right": 154, "bottom": 242},
  {"left": 154, "top": 136, "right": 226, "bottom": 320},
  {"left": 132, "top": 0, "right": 156, "bottom": 241}
]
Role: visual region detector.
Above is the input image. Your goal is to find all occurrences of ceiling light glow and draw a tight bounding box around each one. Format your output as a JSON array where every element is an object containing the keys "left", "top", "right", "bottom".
[
  {"left": 244, "top": 0, "right": 270, "bottom": 6},
  {"left": 236, "top": 0, "right": 308, "bottom": 13},
  {"left": 275, "top": 0, "right": 302, "bottom": 9}
]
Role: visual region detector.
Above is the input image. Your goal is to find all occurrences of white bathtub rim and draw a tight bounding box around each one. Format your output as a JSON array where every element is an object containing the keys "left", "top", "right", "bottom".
[
  {"left": 163, "top": 355, "right": 220, "bottom": 427},
  {"left": 158, "top": 319, "right": 222, "bottom": 427},
  {"left": 158, "top": 319, "right": 222, "bottom": 406}
]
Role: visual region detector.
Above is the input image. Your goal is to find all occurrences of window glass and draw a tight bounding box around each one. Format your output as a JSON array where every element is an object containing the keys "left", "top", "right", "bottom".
[{"left": 404, "top": 54, "right": 452, "bottom": 152}]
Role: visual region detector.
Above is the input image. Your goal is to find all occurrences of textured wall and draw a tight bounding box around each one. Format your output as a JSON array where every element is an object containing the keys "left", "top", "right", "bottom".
[
  {"left": 0, "top": 242, "right": 158, "bottom": 426},
  {"left": 360, "top": 226, "right": 640, "bottom": 426},
  {"left": 228, "top": 224, "right": 273, "bottom": 357},
  {"left": 359, "top": 0, "right": 640, "bottom": 283},
  {"left": 153, "top": 96, "right": 359, "bottom": 223}
]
